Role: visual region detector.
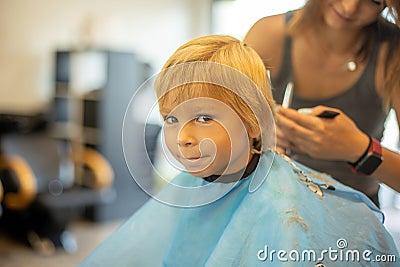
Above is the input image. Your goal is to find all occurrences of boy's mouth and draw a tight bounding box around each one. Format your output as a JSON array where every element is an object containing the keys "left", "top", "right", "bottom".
[
  {"left": 186, "top": 157, "right": 201, "bottom": 161},
  {"left": 177, "top": 155, "right": 212, "bottom": 167},
  {"left": 179, "top": 155, "right": 205, "bottom": 161}
]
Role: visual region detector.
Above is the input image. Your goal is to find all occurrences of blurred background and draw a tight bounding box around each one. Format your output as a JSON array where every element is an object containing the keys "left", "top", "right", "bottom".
[{"left": 0, "top": 0, "right": 398, "bottom": 266}]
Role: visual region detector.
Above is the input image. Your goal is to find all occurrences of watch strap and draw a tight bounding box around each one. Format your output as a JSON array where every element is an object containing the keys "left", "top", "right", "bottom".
[
  {"left": 349, "top": 136, "right": 372, "bottom": 167},
  {"left": 349, "top": 137, "right": 383, "bottom": 175},
  {"left": 370, "top": 138, "right": 382, "bottom": 157}
]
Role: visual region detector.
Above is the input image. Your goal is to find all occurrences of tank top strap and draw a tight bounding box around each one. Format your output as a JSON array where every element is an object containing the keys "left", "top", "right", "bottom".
[
  {"left": 354, "top": 41, "right": 380, "bottom": 95},
  {"left": 273, "top": 11, "right": 295, "bottom": 92}
]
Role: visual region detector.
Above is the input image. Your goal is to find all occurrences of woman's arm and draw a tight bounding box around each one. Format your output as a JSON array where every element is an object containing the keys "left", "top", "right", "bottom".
[
  {"left": 374, "top": 147, "right": 400, "bottom": 192},
  {"left": 372, "top": 89, "right": 400, "bottom": 191},
  {"left": 276, "top": 104, "right": 400, "bottom": 192},
  {"left": 276, "top": 106, "right": 370, "bottom": 162},
  {"left": 366, "top": 39, "right": 400, "bottom": 191}
]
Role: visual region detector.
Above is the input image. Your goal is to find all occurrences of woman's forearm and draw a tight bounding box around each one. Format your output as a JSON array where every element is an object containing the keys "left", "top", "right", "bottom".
[{"left": 372, "top": 147, "right": 400, "bottom": 192}]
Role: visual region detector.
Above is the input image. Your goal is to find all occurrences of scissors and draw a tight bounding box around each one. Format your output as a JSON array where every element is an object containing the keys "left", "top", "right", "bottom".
[{"left": 282, "top": 81, "right": 294, "bottom": 109}]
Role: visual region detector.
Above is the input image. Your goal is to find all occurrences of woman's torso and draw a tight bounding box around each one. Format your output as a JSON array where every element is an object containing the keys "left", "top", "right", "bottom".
[{"left": 271, "top": 11, "right": 388, "bottom": 200}]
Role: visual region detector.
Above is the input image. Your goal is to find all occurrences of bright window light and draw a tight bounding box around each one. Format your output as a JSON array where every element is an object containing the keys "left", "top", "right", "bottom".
[{"left": 212, "top": 0, "right": 306, "bottom": 39}]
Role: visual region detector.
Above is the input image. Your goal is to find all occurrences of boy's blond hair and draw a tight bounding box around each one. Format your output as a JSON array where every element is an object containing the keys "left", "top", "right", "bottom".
[{"left": 155, "top": 35, "right": 276, "bottom": 149}]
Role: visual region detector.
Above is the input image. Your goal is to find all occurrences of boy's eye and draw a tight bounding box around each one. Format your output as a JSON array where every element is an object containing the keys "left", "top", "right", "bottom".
[
  {"left": 370, "top": 0, "right": 384, "bottom": 6},
  {"left": 165, "top": 116, "right": 178, "bottom": 124},
  {"left": 196, "top": 115, "right": 212, "bottom": 123}
]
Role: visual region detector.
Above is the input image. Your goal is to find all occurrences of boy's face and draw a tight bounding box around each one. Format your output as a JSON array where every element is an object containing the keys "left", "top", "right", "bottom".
[{"left": 161, "top": 97, "right": 253, "bottom": 178}]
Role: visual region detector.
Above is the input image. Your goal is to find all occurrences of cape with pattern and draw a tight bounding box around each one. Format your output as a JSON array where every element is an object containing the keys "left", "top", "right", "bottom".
[{"left": 79, "top": 151, "right": 399, "bottom": 267}]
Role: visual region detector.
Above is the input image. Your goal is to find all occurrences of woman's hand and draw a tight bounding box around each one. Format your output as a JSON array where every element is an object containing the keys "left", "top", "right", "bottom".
[{"left": 276, "top": 105, "right": 370, "bottom": 162}]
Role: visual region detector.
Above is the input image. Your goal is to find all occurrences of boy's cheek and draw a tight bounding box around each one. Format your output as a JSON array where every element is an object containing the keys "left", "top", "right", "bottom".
[{"left": 162, "top": 132, "right": 177, "bottom": 153}]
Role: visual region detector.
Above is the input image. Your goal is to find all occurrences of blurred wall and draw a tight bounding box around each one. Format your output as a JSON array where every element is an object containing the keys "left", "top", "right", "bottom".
[{"left": 0, "top": 0, "right": 212, "bottom": 113}]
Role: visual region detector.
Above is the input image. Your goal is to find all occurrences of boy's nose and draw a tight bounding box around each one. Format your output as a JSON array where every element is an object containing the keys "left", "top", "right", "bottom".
[{"left": 177, "top": 123, "right": 197, "bottom": 147}]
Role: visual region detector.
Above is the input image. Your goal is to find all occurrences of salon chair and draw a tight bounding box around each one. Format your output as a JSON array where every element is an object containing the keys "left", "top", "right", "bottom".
[{"left": 0, "top": 112, "right": 114, "bottom": 254}]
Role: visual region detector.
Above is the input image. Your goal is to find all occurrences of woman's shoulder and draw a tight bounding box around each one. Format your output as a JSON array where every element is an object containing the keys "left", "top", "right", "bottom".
[
  {"left": 245, "top": 13, "right": 286, "bottom": 42},
  {"left": 243, "top": 13, "right": 287, "bottom": 63},
  {"left": 244, "top": 10, "right": 301, "bottom": 73},
  {"left": 375, "top": 22, "right": 400, "bottom": 97},
  {"left": 246, "top": 12, "right": 286, "bottom": 32}
]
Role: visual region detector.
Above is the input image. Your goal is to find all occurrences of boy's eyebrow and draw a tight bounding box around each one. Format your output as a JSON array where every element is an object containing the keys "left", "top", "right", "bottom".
[
  {"left": 160, "top": 112, "right": 170, "bottom": 119},
  {"left": 159, "top": 98, "right": 223, "bottom": 117}
]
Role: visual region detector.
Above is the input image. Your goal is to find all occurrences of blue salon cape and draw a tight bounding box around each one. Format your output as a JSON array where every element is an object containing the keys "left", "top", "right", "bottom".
[{"left": 78, "top": 152, "right": 399, "bottom": 266}]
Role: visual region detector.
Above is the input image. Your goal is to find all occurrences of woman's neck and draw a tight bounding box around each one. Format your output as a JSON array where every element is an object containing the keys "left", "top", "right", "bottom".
[{"left": 311, "top": 25, "right": 364, "bottom": 56}]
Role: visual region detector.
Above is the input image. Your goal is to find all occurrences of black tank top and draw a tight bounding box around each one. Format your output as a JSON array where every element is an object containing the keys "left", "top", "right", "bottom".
[{"left": 271, "top": 11, "right": 388, "bottom": 200}]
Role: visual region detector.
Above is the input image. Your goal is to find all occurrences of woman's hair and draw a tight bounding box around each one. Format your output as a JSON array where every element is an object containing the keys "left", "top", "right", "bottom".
[
  {"left": 155, "top": 35, "right": 276, "bottom": 143},
  {"left": 289, "top": 0, "right": 400, "bottom": 109}
]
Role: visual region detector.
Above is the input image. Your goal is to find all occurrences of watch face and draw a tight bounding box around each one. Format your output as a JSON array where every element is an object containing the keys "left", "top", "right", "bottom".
[{"left": 357, "top": 155, "right": 382, "bottom": 175}]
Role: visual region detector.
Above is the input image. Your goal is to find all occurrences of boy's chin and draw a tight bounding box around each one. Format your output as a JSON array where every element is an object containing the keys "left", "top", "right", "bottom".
[
  {"left": 186, "top": 168, "right": 235, "bottom": 178},
  {"left": 185, "top": 167, "right": 220, "bottom": 178},
  {"left": 186, "top": 170, "right": 210, "bottom": 178}
]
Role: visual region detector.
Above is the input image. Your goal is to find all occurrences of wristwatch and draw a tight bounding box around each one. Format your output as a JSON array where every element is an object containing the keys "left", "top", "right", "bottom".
[{"left": 349, "top": 137, "right": 383, "bottom": 175}]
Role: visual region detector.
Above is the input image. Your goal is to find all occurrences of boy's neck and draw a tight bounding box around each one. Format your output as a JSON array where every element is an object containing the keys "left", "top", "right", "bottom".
[{"left": 202, "top": 153, "right": 261, "bottom": 183}]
